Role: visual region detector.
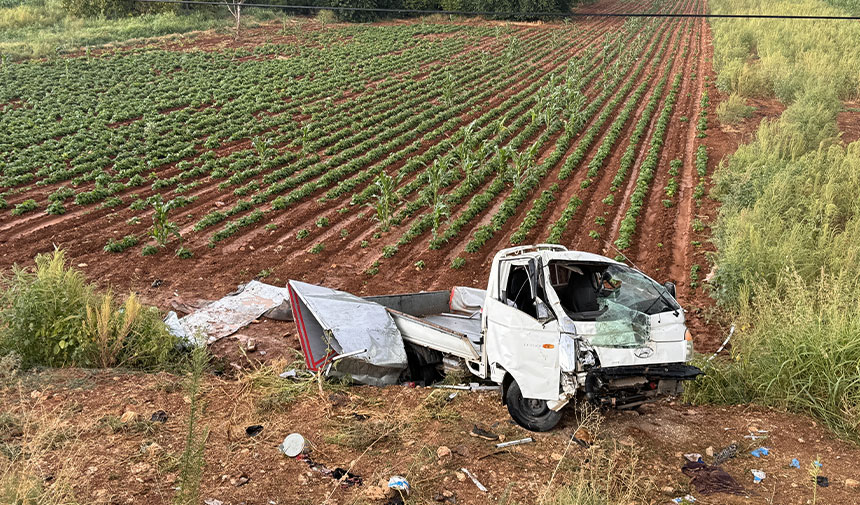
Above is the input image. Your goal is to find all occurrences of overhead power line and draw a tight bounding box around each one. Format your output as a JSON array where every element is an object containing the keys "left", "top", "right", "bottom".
[{"left": 136, "top": 0, "right": 860, "bottom": 20}]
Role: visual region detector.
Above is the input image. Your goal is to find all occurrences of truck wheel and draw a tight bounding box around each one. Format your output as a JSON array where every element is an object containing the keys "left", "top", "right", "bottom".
[{"left": 505, "top": 380, "right": 562, "bottom": 432}]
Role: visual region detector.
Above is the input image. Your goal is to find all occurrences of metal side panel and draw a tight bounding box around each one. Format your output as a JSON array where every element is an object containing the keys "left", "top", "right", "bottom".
[
  {"left": 288, "top": 280, "right": 408, "bottom": 386},
  {"left": 365, "top": 291, "right": 451, "bottom": 317},
  {"left": 387, "top": 308, "right": 481, "bottom": 361}
]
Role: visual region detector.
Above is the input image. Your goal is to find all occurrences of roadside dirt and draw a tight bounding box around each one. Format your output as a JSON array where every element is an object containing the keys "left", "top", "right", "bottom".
[{"left": 3, "top": 367, "right": 859, "bottom": 505}]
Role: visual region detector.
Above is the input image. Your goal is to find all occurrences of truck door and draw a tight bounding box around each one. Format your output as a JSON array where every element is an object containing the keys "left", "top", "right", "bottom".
[{"left": 485, "top": 258, "right": 561, "bottom": 401}]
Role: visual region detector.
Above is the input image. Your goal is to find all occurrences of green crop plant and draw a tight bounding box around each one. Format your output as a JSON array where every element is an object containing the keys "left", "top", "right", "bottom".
[
  {"left": 104, "top": 235, "right": 139, "bottom": 253},
  {"left": 425, "top": 157, "right": 452, "bottom": 241},
  {"left": 148, "top": 195, "right": 180, "bottom": 248},
  {"left": 369, "top": 171, "right": 400, "bottom": 231}
]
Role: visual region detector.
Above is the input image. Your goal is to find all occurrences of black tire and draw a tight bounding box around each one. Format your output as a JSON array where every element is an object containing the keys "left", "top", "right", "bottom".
[{"left": 505, "top": 379, "right": 562, "bottom": 432}]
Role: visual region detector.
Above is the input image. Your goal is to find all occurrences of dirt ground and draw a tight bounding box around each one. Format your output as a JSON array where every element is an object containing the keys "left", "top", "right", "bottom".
[{"left": 3, "top": 367, "right": 859, "bottom": 505}]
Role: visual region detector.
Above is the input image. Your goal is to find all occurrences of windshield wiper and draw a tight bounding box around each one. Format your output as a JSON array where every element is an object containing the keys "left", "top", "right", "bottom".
[{"left": 643, "top": 284, "right": 679, "bottom": 316}]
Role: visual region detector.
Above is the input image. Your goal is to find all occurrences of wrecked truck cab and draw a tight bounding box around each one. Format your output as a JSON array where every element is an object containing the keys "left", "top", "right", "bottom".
[{"left": 289, "top": 244, "right": 701, "bottom": 433}]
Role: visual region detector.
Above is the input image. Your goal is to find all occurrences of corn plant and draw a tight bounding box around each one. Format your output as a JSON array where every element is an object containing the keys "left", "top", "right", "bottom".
[
  {"left": 252, "top": 136, "right": 274, "bottom": 164},
  {"left": 148, "top": 194, "right": 180, "bottom": 247},
  {"left": 369, "top": 171, "right": 400, "bottom": 230},
  {"left": 424, "top": 157, "right": 452, "bottom": 239}
]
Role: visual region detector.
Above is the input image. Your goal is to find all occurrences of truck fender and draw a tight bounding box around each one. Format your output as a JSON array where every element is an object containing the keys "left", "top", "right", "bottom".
[{"left": 501, "top": 371, "right": 515, "bottom": 405}]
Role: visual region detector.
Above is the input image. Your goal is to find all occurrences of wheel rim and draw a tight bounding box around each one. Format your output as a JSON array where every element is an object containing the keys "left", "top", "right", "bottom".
[{"left": 521, "top": 397, "right": 548, "bottom": 416}]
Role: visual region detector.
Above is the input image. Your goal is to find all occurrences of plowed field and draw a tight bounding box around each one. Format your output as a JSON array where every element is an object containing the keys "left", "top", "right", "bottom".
[{"left": 0, "top": 0, "right": 724, "bottom": 347}]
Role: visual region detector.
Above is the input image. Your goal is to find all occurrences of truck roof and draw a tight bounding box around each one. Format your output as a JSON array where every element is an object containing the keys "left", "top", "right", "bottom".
[{"left": 496, "top": 245, "right": 623, "bottom": 265}]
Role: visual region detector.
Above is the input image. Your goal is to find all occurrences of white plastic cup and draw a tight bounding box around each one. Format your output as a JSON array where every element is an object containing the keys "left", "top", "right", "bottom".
[{"left": 280, "top": 433, "right": 308, "bottom": 457}]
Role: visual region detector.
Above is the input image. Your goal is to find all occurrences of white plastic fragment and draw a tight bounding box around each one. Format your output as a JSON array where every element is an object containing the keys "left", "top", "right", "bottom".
[
  {"left": 460, "top": 467, "right": 488, "bottom": 492},
  {"left": 672, "top": 495, "right": 697, "bottom": 504},
  {"left": 495, "top": 437, "right": 534, "bottom": 449},
  {"left": 388, "top": 475, "right": 410, "bottom": 494},
  {"left": 751, "top": 469, "right": 766, "bottom": 483}
]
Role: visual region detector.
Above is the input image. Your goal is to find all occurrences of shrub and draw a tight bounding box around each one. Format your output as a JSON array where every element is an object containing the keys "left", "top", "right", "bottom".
[
  {"left": 0, "top": 249, "right": 177, "bottom": 369},
  {"left": 716, "top": 93, "right": 755, "bottom": 124}
]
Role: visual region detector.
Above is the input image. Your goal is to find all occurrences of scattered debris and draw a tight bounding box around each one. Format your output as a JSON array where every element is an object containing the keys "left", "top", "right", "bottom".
[
  {"left": 434, "top": 382, "right": 501, "bottom": 392},
  {"left": 203, "top": 499, "right": 223, "bottom": 505},
  {"left": 245, "top": 425, "right": 263, "bottom": 437},
  {"left": 231, "top": 472, "right": 250, "bottom": 487},
  {"left": 388, "top": 475, "right": 410, "bottom": 494},
  {"left": 169, "top": 296, "right": 213, "bottom": 315},
  {"left": 712, "top": 443, "right": 738, "bottom": 465},
  {"left": 245, "top": 337, "right": 257, "bottom": 352},
  {"left": 119, "top": 410, "right": 137, "bottom": 423},
  {"left": 446, "top": 392, "right": 458, "bottom": 402},
  {"left": 280, "top": 433, "right": 308, "bottom": 457},
  {"left": 460, "top": 467, "right": 487, "bottom": 492},
  {"left": 433, "top": 490, "right": 457, "bottom": 503},
  {"left": 671, "top": 495, "right": 697, "bottom": 504},
  {"left": 707, "top": 325, "right": 734, "bottom": 361},
  {"left": 681, "top": 461, "right": 745, "bottom": 495},
  {"left": 751, "top": 469, "right": 766, "bottom": 484},
  {"left": 495, "top": 437, "right": 534, "bottom": 449},
  {"left": 573, "top": 427, "right": 593, "bottom": 445},
  {"left": 150, "top": 410, "right": 168, "bottom": 423},
  {"left": 469, "top": 425, "right": 498, "bottom": 441},
  {"left": 705, "top": 446, "right": 715, "bottom": 458},
  {"left": 174, "top": 281, "right": 291, "bottom": 345},
  {"left": 151, "top": 279, "right": 163, "bottom": 288},
  {"left": 750, "top": 447, "right": 770, "bottom": 458},
  {"left": 684, "top": 453, "right": 704, "bottom": 463},
  {"left": 844, "top": 478, "right": 859, "bottom": 488},
  {"left": 790, "top": 458, "right": 800, "bottom": 468},
  {"left": 296, "top": 454, "right": 362, "bottom": 487},
  {"left": 816, "top": 476, "right": 829, "bottom": 488},
  {"left": 436, "top": 446, "right": 452, "bottom": 459}
]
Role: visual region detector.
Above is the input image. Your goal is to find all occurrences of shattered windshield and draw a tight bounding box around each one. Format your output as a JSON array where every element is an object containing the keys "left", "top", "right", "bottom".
[
  {"left": 592, "top": 265, "right": 676, "bottom": 347},
  {"left": 550, "top": 262, "right": 679, "bottom": 347}
]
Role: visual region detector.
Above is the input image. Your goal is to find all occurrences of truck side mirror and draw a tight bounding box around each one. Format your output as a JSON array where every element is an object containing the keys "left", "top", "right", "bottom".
[{"left": 663, "top": 281, "right": 677, "bottom": 299}]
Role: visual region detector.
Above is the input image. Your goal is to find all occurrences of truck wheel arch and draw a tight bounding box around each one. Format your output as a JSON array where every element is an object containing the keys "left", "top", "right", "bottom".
[{"left": 501, "top": 371, "right": 515, "bottom": 405}]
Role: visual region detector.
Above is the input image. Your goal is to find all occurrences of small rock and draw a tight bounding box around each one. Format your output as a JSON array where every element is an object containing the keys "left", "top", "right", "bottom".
[
  {"left": 660, "top": 486, "right": 675, "bottom": 495},
  {"left": 455, "top": 472, "right": 466, "bottom": 482},
  {"left": 574, "top": 427, "right": 593, "bottom": 444},
  {"left": 437, "top": 446, "right": 452, "bottom": 459},
  {"left": 246, "top": 338, "right": 256, "bottom": 352},
  {"left": 77, "top": 263, "right": 88, "bottom": 268},
  {"left": 705, "top": 446, "right": 715, "bottom": 458},
  {"left": 120, "top": 411, "right": 137, "bottom": 423},
  {"left": 214, "top": 201, "right": 225, "bottom": 207},
  {"left": 130, "top": 462, "right": 151, "bottom": 475},
  {"left": 845, "top": 478, "right": 859, "bottom": 489},
  {"left": 363, "top": 485, "right": 388, "bottom": 501},
  {"left": 550, "top": 452, "right": 563, "bottom": 461}
]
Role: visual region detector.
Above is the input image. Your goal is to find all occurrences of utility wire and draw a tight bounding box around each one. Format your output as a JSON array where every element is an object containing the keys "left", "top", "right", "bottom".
[{"left": 136, "top": 0, "right": 860, "bottom": 20}]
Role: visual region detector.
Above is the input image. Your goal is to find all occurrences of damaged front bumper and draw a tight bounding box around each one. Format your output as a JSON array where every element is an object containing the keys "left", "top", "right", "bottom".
[{"left": 584, "top": 363, "right": 703, "bottom": 408}]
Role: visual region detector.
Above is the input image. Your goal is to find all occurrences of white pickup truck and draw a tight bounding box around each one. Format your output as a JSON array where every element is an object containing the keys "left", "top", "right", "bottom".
[{"left": 288, "top": 244, "right": 701, "bottom": 431}]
